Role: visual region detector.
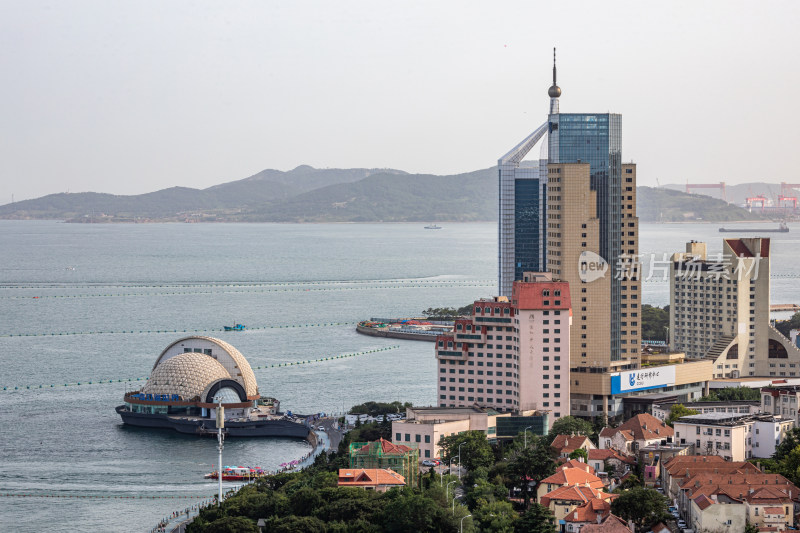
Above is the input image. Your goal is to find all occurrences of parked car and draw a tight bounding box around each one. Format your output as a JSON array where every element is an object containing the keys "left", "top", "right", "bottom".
[
  {"left": 677, "top": 519, "right": 687, "bottom": 528},
  {"left": 421, "top": 460, "right": 436, "bottom": 467}
]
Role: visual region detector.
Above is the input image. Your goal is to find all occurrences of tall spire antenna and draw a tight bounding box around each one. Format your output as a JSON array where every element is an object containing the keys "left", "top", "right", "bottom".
[
  {"left": 553, "top": 47, "right": 557, "bottom": 85},
  {"left": 548, "top": 47, "right": 561, "bottom": 99}
]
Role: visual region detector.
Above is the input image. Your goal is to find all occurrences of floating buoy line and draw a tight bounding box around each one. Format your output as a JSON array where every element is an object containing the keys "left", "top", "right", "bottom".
[
  {"left": 0, "top": 321, "right": 357, "bottom": 338},
  {"left": 1, "top": 345, "right": 400, "bottom": 391},
  {"left": 0, "top": 492, "right": 214, "bottom": 501},
  {"left": 0, "top": 279, "right": 494, "bottom": 299}
]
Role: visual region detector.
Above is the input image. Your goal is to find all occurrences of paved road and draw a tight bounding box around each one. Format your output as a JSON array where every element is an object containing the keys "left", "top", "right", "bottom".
[{"left": 317, "top": 416, "right": 345, "bottom": 451}]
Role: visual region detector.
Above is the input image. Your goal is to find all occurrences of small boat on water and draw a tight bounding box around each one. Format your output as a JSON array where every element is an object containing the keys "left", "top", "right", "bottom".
[
  {"left": 424, "top": 224, "right": 442, "bottom": 230},
  {"left": 223, "top": 323, "right": 246, "bottom": 331},
  {"left": 719, "top": 222, "right": 789, "bottom": 233},
  {"left": 205, "top": 466, "right": 266, "bottom": 481}
]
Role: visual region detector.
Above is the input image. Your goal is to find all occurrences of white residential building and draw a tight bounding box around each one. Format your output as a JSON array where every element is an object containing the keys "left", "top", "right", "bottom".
[
  {"left": 762, "top": 386, "right": 800, "bottom": 426},
  {"left": 673, "top": 412, "right": 793, "bottom": 461},
  {"left": 669, "top": 238, "right": 800, "bottom": 378},
  {"left": 651, "top": 400, "right": 760, "bottom": 422}
]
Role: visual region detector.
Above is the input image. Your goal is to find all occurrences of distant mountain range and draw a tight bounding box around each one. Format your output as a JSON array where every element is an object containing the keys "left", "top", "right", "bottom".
[{"left": 0, "top": 165, "right": 767, "bottom": 223}]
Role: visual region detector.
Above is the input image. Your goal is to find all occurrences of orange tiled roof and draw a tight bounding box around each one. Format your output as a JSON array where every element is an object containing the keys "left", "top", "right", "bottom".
[
  {"left": 693, "top": 494, "right": 714, "bottom": 511},
  {"left": 580, "top": 514, "right": 632, "bottom": 533},
  {"left": 663, "top": 454, "right": 727, "bottom": 470},
  {"left": 541, "top": 467, "right": 604, "bottom": 489},
  {"left": 611, "top": 413, "right": 673, "bottom": 441},
  {"left": 686, "top": 483, "right": 796, "bottom": 507},
  {"left": 588, "top": 448, "right": 636, "bottom": 464},
  {"left": 667, "top": 459, "right": 758, "bottom": 478},
  {"left": 355, "top": 438, "right": 414, "bottom": 456},
  {"left": 551, "top": 434, "right": 592, "bottom": 453},
  {"left": 680, "top": 472, "right": 795, "bottom": 491},
  {"left": 746, "top": 486, "right": 796, "bottom": 504},
  {"left": 337, "top": 468, "right": 405, "bottom": 487},
  {"left": 557, "top": 459, "right": 596, "bottom": 475},
  {"left": 540, "top": 485, "right": 603, "bottom": 507},
  {"left": 763, "top": 507, "right": 785, "bottom": 515},
  {"left": 563, "top": 498, "right": 611, "bottom": 523}
]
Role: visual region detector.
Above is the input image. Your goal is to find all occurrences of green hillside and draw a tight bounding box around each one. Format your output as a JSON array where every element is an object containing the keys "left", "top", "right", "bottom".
[
  {"left": 0, "top": 166, "right": 768, "bottom": 223},
  {"left": 637, "top": 186, "right": 766, "bottom": 222}
]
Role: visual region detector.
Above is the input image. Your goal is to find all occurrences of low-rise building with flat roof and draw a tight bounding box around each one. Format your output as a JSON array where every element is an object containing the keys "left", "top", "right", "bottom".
[
  {"left": 673, "top": 412, "right": 794, "bottom": 461},
  {"left": 652, "top": 400, "right": 761, "bottom": 422},
  {"left": 762, "top": 385, "right": 800, "bottom": 426},
  {"left": 391, "top": 406, "right": 509, "bottom": 462}
]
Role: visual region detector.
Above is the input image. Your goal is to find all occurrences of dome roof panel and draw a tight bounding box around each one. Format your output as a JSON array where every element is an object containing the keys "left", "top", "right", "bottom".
[
  {"left": 153, "top": 337, "right": 258, "bottom": 398},
  {"left": 143, "top": 352, "right": 231, "bottom": 400}
]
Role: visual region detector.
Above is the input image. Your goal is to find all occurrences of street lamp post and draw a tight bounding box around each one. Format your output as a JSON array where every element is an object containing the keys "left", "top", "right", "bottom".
[
  {"left": 457, "top": 442, "right": 465, "bottom": 480},
  {"left": 460, "top": 514, "right": 471, "bottom": 533},
  {"left": 446, "top": 480, "right": 456, "bottom": 504},
  {"left": 450, "top": 454, "right": 459, "bottom": 478},
  {"left": 214, "top": 395, "right": 224, "bottom": 506},
  {"left": 452, "top": 495, "right": 457, "bottom": 514},
  {"left": 523, "top": 426, "right": 532, "bottom": 448}
]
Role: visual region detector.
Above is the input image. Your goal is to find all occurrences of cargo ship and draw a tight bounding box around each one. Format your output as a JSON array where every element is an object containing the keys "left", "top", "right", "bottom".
[{"left": 719, "top": 222, "right": 789, "bottom": 233}]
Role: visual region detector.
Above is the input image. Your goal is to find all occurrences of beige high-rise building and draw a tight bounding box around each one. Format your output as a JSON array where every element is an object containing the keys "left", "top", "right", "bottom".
[
  {"left": 670, "top": 238, "right": 800, "bottom": 378},
  {"left": 497, "top": 53, "right": 711, "bottom": 422},
  {"left": 619, "top": 164, "right": 641, "bottom": 367},
  {"left": 546, "top": 162, "right": 641, "bottom": 420}
]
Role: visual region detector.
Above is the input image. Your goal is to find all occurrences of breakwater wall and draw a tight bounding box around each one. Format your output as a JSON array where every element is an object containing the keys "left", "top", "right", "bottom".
[{"left": 355, "top": 325, "right": 438, "bottom": 342}]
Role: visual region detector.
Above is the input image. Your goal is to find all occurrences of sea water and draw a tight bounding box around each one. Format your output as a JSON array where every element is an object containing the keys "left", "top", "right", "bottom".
[{"left": 0, "top": 220, "right": 798, "bottom": 531}]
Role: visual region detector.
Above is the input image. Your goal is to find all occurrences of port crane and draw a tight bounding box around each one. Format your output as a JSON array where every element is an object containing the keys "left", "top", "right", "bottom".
[
  {"left": 745, "top": 195, "right": 768, "bottom": 210},
  {"left": 685, "top": 181, "right": 727, "bottom": 202}
]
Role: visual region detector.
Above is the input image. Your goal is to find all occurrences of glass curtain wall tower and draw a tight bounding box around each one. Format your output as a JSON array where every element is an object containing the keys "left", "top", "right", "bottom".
[{"left": 498, "top": 50, "right": 625, "bottom": 362}]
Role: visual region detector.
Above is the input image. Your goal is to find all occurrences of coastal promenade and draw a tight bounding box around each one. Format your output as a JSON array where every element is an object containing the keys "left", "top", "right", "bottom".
[{"left": 163, "top": 419, "right": 340, "bottom": 533}]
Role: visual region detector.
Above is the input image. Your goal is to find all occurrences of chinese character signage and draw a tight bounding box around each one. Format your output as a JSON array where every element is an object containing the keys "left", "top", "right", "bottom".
[{"left": 610, "top": 367, "right": 676, "bottom": 394}]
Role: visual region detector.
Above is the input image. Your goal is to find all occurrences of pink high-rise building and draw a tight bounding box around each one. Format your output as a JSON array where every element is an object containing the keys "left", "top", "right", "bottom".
[{"left": 436, "top": 272, "right": 571, "bottom": 419}]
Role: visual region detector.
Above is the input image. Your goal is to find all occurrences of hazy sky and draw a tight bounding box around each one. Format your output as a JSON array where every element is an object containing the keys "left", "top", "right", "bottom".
[{"left": 2, "top": 1, "right": 798, "bottom": 202}]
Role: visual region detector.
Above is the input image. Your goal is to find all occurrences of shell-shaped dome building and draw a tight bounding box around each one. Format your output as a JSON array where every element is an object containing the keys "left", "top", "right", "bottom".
[
  {"left": 116, "top": 336, "right": 306, "bottom": 438},
  {"left": 151, "top": 336, "right": 258, "bottom": 399},
  {"left": 121, "top": 336, "right": 262, "bottom": 420}
]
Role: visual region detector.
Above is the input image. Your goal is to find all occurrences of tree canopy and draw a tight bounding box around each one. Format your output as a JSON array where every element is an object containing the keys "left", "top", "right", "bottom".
[
  {"left": 348, "top": 401, "right": 411, "bottom": 417},
  {"left": 545, "top": 416, "right": 595, "bottom": 445},
  {"left": 568, "top": 448, "right": 588, "bottom": 462},
  {"left": 422, "top": 305, "right": 474, "bottom": 318},
  {"left": 514, "top": 503, "right": 557, "bottom": 533},
  {"left": 665, "top": 404, "right": 699, "bottom": 427},
  {"left": 775, "top": 312, "right": 800, "bottom": 339},
  {"left": 641, "top": 304, "right": 669, "bottom": 341},
  {"left": 610, "top": 487, "right": 670, "bottom": 531},
  {"left": 438, "top": 430, "right": 495, "bottom": 472},
  {"left": 505, "top": 437, "right": 556, "bottom": 509},
  {"left": 698, "top": 386, "right": 760, "bottom": 402}
]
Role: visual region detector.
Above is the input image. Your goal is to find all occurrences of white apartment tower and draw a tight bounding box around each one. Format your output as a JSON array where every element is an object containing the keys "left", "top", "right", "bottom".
[{"left": 670, "top": 238, "right": 800, "bottom": 378}]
